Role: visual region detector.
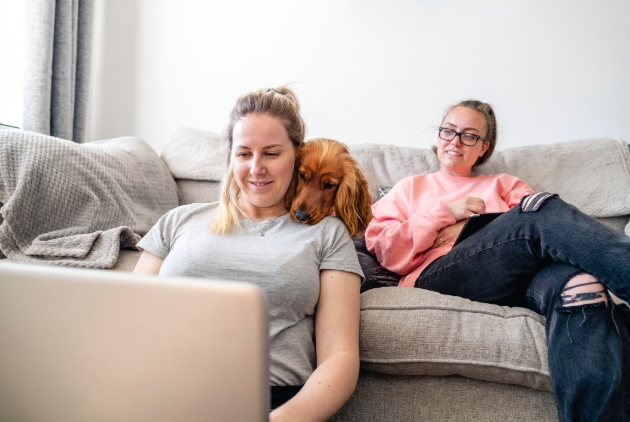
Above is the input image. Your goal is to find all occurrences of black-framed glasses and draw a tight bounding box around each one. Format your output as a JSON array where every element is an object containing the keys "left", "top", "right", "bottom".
[{"left": 438, "top": 127, "right": 486, "bottom": 146}]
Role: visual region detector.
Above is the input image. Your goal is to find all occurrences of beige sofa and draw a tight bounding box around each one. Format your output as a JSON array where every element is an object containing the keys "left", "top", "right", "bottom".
[{"left": 3, "top": 127, "right": 630, "bottom": 421}]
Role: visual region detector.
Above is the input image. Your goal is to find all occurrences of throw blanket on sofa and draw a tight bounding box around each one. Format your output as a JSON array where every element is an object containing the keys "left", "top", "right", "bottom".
[{"left": 0, "top": 130, "right": 180, "bottom": 268}]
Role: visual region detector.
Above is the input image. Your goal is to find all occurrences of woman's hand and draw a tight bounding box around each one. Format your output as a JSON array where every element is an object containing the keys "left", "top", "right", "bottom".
[
  {"left": 446, "top": 196, "right": 486, "bottom": 220},
  {"left": 431, "top": 220, "right": 466, "bottom": 249}
]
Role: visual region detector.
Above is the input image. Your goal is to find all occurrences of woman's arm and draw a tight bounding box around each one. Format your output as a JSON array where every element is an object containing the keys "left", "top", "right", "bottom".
[
  {"left": 270, "top": 269, "right": 361, "bottom": 422},
  {"left": 132, "top": 250, "right": 164, "bottom": 275},
  {"left": 430, "top": 196, "right": 487, "bottom": 247},
  {"left": 432, "top": 176, "right": 535, "bottom": 246},
  {"left": 366, "top": 187, "right": 457, "bottom": 274},
  {"left": 500, "top": 174, "right": 535, "bottom": 207}
]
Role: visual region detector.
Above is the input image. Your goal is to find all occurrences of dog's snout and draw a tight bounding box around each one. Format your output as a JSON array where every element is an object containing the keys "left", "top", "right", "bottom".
[{"left": 294, "top": 210, "right": 310, "bottom": 222}]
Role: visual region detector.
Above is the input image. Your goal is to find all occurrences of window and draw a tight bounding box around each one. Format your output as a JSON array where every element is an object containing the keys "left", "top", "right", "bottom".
[{"left": 0, "top": 0, "right": 25, "bottom": 128}]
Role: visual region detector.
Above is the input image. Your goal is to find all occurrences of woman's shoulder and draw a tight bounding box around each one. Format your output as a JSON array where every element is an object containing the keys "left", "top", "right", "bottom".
[
  {"left": 310, "top": 216, "right": 353, "bottom": 242},
  {"left": 386, "top": 173, "right": 431, "bottom": 193},
  {"left": 476, "top": 173, "right": 533, "bottom": 193},
  {"left": 320, "top": 215, "right": 348, "bottom": 231},
  {"left": 479, "top": 173, "right": 528, "bottom": 184}
]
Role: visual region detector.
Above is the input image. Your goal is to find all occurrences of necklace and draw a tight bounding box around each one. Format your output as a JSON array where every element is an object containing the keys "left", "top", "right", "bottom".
[
  {"left": 256, "top": 220, "right": 273, "bottom": 237},
  {"left": 237, "top": 206, "right": 287, "bottom": 237},
  {"left": 242, "top": 216, "right": 277, "bottom": 237}
]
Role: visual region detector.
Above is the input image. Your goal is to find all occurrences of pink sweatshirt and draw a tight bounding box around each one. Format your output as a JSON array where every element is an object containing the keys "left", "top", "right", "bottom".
[{"left": 365, "top": 172, "right": 534, "bottom": 287}]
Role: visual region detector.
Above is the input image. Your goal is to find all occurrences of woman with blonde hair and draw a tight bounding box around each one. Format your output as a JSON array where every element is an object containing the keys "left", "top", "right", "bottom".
[
  {"left": 366, "top": 100, "right": 630, "bottom": 422},
  {"left": 134, "top": 87, "right": 363, "bottom": 420}
]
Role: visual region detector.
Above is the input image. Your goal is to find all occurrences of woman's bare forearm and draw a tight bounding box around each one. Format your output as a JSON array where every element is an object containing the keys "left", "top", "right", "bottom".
[{"left": 269, "top": 350, "right": 359, "bottom": 422}]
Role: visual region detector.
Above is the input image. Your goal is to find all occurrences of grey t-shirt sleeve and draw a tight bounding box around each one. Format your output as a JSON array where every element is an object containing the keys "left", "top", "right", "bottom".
[
  {"left": 319, "top": 217, "right": 365, "bottom": 282},
  {"left": 136, "top": 205, "right": 193, "bottom": 259}
]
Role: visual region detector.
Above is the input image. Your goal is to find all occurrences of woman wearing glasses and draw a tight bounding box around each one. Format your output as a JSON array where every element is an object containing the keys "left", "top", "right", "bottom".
[{"left": 365, "top": 100, "right": 630, "bottom": 422}]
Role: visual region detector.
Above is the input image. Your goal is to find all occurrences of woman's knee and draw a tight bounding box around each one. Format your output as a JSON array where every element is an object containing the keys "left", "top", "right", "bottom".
[{"left": 561, "top": 273, "right": 609, "bottom": 307}]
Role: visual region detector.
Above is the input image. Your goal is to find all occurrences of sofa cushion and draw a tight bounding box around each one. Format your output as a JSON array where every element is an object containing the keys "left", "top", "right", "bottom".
[
  {"left": 161, "top": 127, "right": 226, "bottom": 181},
  {"left": 110, "top": 249, "right": 142, "bottom": 271},
  {"left": 331, "top": 370, "right": 557, "bottom": 422},
  {"left": 596, "top": 215, "right": 630, "bottom": 234},
  {"left": 500, "top": 139, "right": 630, "bottom": 218},
  {"left": 176, "top": 179, "right": 222, "bottom": 205},
  {"left": 359, "top": 287, "right": 552, "bottom": 392}
]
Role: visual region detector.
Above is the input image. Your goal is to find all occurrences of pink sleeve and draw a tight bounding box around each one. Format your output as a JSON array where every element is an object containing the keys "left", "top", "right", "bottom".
[
  {"left": 365, "top": 181, "right": 456, "bottom": 275},
  {"left": 502, "top": 175, "right": 535, "bottom": 208}
]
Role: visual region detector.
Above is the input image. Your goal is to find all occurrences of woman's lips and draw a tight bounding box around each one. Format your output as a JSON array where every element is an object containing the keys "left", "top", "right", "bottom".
[
  {"left": 446, "top": 150, "right": 462, "bottom": 156},
  {"left": 249, "top": 181, "right": 273, "bottom": 189}
]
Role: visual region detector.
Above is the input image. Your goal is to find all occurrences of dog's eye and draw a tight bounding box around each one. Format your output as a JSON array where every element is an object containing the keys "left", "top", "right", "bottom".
[
  {"left": 324, "top": 182, "right": 336, "bottom": 190},
  {"left": 299, "top": 172, "right": 306, "bottom": 181}
]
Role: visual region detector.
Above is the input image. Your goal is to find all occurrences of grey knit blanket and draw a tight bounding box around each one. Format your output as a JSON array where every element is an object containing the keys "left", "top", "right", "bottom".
[{"left": 0, "top": 130, "right": 180, "bottom": 268}]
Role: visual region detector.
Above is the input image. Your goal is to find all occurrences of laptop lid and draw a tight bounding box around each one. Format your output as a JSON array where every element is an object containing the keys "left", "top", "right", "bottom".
[{"left": 0, "top": 262, "right": 269, "bottom": 422}]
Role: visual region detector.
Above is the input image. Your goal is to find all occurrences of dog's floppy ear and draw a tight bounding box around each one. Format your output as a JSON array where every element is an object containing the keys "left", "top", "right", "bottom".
[
  {"left": 284, "top": 164, "right": 299, "bottom": 211},
  {"left": 335, "top": 160, "right": 373, "bottom": 237}
]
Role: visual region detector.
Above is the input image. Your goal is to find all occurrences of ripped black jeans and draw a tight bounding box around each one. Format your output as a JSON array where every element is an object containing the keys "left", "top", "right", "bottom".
[{"left": 415, "top": 194, "right": 630, "bottom": 422}]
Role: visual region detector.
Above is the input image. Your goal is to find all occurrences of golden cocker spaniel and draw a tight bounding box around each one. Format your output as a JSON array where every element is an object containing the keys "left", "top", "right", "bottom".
[{"left": 286, "top": 138, "right": 373, "bottom": 237}]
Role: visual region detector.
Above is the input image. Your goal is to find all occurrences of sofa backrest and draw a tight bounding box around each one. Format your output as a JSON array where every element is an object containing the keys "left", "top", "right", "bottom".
[
  {"left": 161, "top": 127, "right": 630, "bottom": 234},
  {"left": 348, "top": 139, "right": 630, "bottom": 218}
]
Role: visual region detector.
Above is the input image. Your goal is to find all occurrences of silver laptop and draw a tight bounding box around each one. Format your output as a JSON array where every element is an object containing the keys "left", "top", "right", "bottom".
[{"left": 0, "top": 262, "right": 269, "bottom": 422}]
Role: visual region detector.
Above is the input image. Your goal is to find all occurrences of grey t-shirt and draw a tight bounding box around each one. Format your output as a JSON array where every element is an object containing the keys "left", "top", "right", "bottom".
[{"left": 136, "top": 202, "right": 363, "bottom": 386}]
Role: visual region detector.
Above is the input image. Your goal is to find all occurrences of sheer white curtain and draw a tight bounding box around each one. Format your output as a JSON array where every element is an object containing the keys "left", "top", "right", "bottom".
[{"left": 22, "top": 0, "right": 94, "bottom": 143}]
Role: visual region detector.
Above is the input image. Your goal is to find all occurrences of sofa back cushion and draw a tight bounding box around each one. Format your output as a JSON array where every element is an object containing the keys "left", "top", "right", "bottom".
[
  {"left": 161, "top": 127, "right": 227, "bottom": 181},
  {"left": 349, "top": 138, "right": 630, "bottom": 219},
  {"left": 160, "top": 127, "right": 225, "bottom": 205},
  {"left": 161, "top": 127, "right": 630, "bottom": 233}
]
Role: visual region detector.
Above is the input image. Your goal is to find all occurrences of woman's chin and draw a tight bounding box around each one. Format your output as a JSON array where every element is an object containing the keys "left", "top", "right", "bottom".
[{"left": 239, "top": 193, "right": 285, "bottom": 212}]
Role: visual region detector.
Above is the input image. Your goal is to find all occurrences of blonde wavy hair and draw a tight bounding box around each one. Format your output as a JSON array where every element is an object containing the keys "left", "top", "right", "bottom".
[{"left": 210, "top": 86, "right": 306, "bottom": 234}]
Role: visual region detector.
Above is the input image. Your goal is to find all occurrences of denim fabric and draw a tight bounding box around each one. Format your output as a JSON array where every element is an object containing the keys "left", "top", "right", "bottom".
[{"left": 416, "top": 195, "right": 630, "bottom": 422}]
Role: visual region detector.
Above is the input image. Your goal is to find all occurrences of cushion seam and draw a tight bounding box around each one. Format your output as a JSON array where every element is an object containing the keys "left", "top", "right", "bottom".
[
  {"left": 361, "top": 306, "right": 545, "bottom": 323},
  {"left": 360, "top": 358, "right": 550, "bottom": 376}
]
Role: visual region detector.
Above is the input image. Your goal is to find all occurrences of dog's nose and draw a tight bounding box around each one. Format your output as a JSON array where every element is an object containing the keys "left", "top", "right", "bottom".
[{"left": 294, "top": 210, "right": 310, "bottom": 222}]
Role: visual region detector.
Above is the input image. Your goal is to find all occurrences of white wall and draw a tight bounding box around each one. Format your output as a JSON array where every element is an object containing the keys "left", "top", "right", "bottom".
[{"left": 89, "top": 0, "right": 630, "bottom": 154}]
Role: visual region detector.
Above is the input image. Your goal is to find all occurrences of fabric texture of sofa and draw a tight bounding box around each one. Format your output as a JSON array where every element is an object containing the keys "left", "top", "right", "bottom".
[{"left": 2, "top": 126, "right": 630, "bottom": 421}]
